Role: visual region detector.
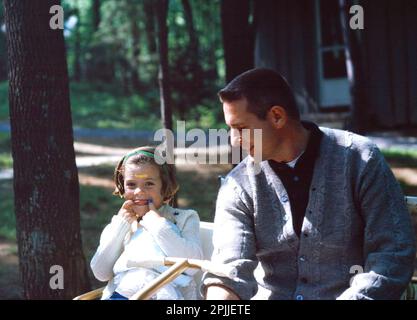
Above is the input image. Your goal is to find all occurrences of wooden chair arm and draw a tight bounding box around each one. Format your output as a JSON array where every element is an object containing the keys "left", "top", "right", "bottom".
[
  {"left": 73, "top": 286, "right": 105, "bottom": 300},
  {"left": 130, "top": 259, "right": 189, "bottom": 300}
]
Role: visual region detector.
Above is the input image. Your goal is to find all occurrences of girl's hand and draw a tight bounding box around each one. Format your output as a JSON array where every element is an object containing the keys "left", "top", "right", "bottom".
[
  {"left": 117, "top": 200, "right": 145, "bottom": 224},
  {"left": 142, "top": 199, "right": 162, "bottom": 220}
]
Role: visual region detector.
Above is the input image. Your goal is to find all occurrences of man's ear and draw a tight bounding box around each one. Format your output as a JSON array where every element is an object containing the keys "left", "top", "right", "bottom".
[{"left": 268, "top": 106, "right": 287, "bottom": 129}]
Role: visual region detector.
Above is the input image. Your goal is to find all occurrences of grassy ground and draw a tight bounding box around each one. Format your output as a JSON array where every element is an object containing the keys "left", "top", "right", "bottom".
[{"left": 0, "top": 132, "right": 11, "bottom": 170}]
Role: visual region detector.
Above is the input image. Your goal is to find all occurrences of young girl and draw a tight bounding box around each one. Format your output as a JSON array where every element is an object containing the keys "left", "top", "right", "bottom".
[{"left": 90, "top": 146, "right": 203, "bottom": 300}]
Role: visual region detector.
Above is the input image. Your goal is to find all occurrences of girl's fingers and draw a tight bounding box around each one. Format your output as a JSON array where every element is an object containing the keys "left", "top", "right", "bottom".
[
  {"left": 148, "top": 199, "right": 156, "bottom": 211},
  {"left": 123, "top": 200, "right": 134, "bottom": 209}
]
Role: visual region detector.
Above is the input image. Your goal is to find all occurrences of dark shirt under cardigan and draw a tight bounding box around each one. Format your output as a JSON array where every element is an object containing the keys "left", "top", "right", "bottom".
[{"left": 268, "top": 122, "right": 323, "bottom": 237}]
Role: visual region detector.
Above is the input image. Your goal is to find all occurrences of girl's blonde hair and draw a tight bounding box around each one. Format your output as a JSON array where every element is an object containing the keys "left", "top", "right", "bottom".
[{"left": 113, "top": 146, "right": 179, "bottom": 205}]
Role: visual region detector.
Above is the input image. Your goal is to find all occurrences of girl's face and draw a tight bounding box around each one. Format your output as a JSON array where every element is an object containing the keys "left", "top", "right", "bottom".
[{"left": 123, "top": 162, "right": 165, "bottom": 215}]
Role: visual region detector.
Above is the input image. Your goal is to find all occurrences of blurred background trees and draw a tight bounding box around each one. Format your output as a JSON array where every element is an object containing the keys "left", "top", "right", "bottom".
[
  {"left": 0, "top": 0, "right": 416, "bottom": 299},
  {"left": 45, "top": 0, "right": 227, "bottom": 131}
]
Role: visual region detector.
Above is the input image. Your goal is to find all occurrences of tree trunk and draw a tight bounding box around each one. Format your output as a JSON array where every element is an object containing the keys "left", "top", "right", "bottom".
[
  {"left": 221, "top": 0, "right": 253, "bottom": 166},
  {"left": 144, "top": 0, "right": 157, "bottom": 56},
  {"left": 129, "top": 2, "right": 141, "bottom": 93},
  {"left": 221, "top": 0, "right": 254, "bottom": 82},
  {"left": 73, "top": 4, "right": 81, "bottom": 82},
  {"left": 339, "top": 0, "right": 369, "bottom": 133},
  {"left": 92, "top": 0, "right": 100, "bottom": 31},
  {"left": 4, "top": 0, "right": 90, "bottom": 299},
  {"left": 181, "top": 0, "right": 202, "bottom": 83},
  {"left": 156, "top": 0, "right": 172, "bottom": 131},
  {"left": 156, "top": 0, "right": 178, "bottom": 207}
]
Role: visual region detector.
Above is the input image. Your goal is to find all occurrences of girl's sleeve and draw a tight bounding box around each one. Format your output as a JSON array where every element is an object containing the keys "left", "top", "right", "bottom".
[
  {"left": 90, "top": 215, "right": 131, "bottom": 282},
  {"left": 140, "top": 210, "right": 204, "bottom": 260}
]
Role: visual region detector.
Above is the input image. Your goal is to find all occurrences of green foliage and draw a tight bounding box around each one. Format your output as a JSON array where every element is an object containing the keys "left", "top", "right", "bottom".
[
  {"left": 0, "top": 132, "right": 10, "bottom": 151},
  {"left": 0, "top": 6, "right": 6, "bottom": 82},
  {"left": 0, "top": 81, "right": 8, "bottom": 121},
  {"left": 176, "top": 102, "right": 227, "bottom": 130},
  {"left": 79, "top": 184, "right": 121, "bottom": 231},
  {"left": 60, "top": 0, "right": 225, "bottom": 128},
  {"left": 176, "top": 168, "right": 221, "bottom": 222},
  {"left": 70, "top": 81, "right": 161, "bottom": 129},
  {"left": 167, "top": 0, "right": 224, "bottom": 119}
]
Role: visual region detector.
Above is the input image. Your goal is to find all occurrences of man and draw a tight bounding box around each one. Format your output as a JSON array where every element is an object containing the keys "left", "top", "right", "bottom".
[{"left": 202, "top": 68, "right": 416, "bottom": 300}]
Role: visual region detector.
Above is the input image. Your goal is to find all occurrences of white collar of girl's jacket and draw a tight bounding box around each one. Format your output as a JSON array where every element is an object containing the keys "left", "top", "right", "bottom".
[{"left": 155, "top": 204, "right": 177, "bottom": 224}]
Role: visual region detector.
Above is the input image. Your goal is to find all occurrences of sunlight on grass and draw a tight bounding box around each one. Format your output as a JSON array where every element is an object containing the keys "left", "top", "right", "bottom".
[
  {"left": 382, "top": 149, "right": 417, "bottom": 168},
  {"left": 0, "top": 153, "right": 12, "bottom": 169},
  {"left": 0, "top": 132, "right": 12, "bottom": 169},
  {"left": 382, "top": 149, "right": 417, "bottom": 160}
]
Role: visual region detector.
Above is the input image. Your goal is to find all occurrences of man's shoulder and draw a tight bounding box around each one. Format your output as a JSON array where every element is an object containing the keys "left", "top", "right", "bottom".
[
  {"left": 320, "top": 126, "right": 379, "bottom": 159},
  {"left": 223, "top": 157, "right": 252, "bottom": 183}
]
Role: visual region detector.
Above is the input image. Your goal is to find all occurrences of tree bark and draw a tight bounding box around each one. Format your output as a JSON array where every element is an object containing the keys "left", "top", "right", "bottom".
[
  {"left": 129, "top": 1, "right": 141, "bottom": 93},
  {"left": 221, "top": 0, "right": 254, "bottom": 82},
  {"left": 4, "top": 0, "right": 90, "bottom": 299},
  {"left": 221, "top": 0, "right": 254, "bottom": 166},
  {"left": 73, "top": 5, "right": 81, "bottom": 82},
  {"left": 155, "top": 0, "right": 172, "bottom": 131},
  {"left": 181, "top": 0, "right": 202, "bottom": 82},
  {"left": 155, "top": 0, "right": 178, "bottom": 207},
  {"left": 144, "top": 0, "right": 157, "bottom": 56}
]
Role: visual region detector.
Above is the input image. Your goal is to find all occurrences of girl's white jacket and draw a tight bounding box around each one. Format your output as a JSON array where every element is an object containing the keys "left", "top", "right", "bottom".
[{"left": 90, "top": 205, "right": 204, "bottom": 299}]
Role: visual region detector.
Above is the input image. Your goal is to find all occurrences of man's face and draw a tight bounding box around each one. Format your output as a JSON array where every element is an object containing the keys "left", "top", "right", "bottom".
[{"left": 223, "top": 98, "right": 278, "bottom": 161}]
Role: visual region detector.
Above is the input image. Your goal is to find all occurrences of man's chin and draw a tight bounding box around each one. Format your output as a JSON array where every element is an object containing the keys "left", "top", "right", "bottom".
[{"left": 248, "top": 148, "right": 264, "bottom": 162}]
